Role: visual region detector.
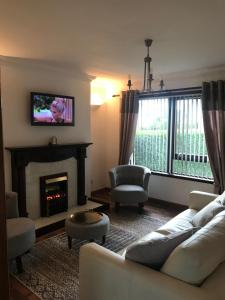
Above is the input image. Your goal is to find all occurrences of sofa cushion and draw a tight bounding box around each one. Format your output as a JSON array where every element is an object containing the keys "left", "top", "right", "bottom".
[
  {"left": 156, "top": 209, "right": 196, "bottom": 236},
  {"left": 215, "top": 191, "right": 225, "bottom": 205},
  {"left": 161, "top": 210, "right": 225, "bottom": 285},
  {"left": 125, "top": 228, "right": 196, "bottom": 270},
  {"left": 192, "top": 200, "right": 224, "bottom": 227}
]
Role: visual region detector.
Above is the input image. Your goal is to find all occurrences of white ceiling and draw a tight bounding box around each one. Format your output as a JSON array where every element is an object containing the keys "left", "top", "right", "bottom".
[{"left": 1, "top": 0, "right": 225, "bottom": 81}]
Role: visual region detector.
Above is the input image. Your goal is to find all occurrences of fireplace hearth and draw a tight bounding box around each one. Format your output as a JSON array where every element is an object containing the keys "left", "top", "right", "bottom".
[{"left": 40, "top": 172, "right": 68, "bottom": 217}]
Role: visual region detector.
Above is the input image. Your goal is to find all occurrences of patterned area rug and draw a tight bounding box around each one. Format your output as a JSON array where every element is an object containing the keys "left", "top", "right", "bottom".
[
  {"left": 11, "top": 225, "right": 138, "bottom": 300},
  {"left": 109, "top": 206, "right": 172, "bottom": 236}
]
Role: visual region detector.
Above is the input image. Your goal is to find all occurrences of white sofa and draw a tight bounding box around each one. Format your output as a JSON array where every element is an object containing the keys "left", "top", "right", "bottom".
[{"left": 79, "top": 191, "right": 225, "bottom": 300}]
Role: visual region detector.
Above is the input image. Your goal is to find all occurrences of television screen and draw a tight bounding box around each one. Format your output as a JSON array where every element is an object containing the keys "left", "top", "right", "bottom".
[{"left": 31, "top": 92, "right": 74, "bottom": 126}]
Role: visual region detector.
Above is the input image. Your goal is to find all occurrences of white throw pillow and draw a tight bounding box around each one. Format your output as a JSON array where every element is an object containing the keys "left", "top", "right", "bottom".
[
  {"left": 161, "top": 210, "right": 225, "bottom": 285},
  {"left": 215, "top": 191, "right": 225, "bottom": 205},
  {"left": 192, "top": 200, "right": 224, "bottom": 227},
  {"left": 125, "top": 228, "right": 197, "bottom": 270}
]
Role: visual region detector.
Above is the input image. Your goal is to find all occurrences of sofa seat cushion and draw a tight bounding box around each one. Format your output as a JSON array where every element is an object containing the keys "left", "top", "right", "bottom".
[
  {"left": 161, "top": 210, "right": 225, "bottom": 285},
  {"left": 125, "top": 228, "right": 196, "bottom": 270},
  {"left": 156, "top": 209, "right": 196, "bottom": 236},
  {"left": 7, "top": 218, "right": 35, "bottom": 260},
  {"left": 111, "top": 185, "right": 148, "bottom": 204},
  {"left": 192, "top": 200, "right": 224, "bottom": 227}
]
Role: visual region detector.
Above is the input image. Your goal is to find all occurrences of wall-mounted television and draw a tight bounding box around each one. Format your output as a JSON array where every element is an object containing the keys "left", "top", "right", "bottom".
[{"left": 31, "top": 92, "right": 75, "bottom": 126}]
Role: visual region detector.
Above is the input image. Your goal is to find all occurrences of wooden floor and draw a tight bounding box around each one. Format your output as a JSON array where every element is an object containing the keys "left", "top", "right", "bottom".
[
  {"left": 10, "top": 190, "right": 184, "bottom": 300},
  {"left": 91, "top": 188, "right": 186, "bottom": 217}
]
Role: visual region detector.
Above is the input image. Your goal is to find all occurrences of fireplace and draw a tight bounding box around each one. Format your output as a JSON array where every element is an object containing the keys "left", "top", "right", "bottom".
[
  {"left": 40, "top": 172, "right": 68, "bottom": 217},
  {"left": 6, "top": 143, "right": 92, "bottom": 217}
]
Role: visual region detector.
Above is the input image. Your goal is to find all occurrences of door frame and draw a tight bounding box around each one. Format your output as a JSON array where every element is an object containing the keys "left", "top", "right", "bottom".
[{"left": 0, "top": 75, "right": 10, "bottom": 299}]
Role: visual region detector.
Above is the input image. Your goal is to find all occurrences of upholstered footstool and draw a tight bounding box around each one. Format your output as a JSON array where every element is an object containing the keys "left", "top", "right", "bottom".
[{"left": 65, "top": 211, "right": 110, "bottom": 249}]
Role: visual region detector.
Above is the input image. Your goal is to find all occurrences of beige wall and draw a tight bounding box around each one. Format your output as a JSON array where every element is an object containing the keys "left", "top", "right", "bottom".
[
  {"left": 90, "top": 77, "right": 123, "bottom": 191},
  {"left": 2, "top": 61, "right": 223, "bottom": 205},
  {"left": 105, "top": 98, "right": 121, "bottom": 183},
  {"left": 90, "top": 67, "right": 225, "bottom": 204},
  {"left": 1, "top": 62, "right": 91, "bottom": 194},
  {"left": 90, "top": 95, "right": 121, "bottom": 191},
  {"left": 90, "top": 104, "right": 107, "bottom": 190}
]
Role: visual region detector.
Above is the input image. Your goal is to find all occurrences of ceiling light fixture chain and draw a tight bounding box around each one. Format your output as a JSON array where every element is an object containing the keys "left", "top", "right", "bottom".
[
  {"left": 143, "top": 39, "right": 153, "bottom": 92},
  {"left": 143, "top": 38, "right": 165, "bottom": 93}
]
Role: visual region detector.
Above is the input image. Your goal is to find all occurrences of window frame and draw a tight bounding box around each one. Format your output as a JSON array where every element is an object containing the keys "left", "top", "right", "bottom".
[{"left": 137, "top": 87, "right": 214, "bottom": 184}]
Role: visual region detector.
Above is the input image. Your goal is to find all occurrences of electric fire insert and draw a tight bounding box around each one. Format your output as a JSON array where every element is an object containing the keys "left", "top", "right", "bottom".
[{"left": 40, "top": 172, "right": 68, "bottom": 217}]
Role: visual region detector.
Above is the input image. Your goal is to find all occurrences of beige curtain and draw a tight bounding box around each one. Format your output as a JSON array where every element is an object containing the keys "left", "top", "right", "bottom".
[
  {"left": 118, "top": 90, "right": 139, "bottom": 165},
  {"left": 202, "top": 81, "right": 225, "bottom": 194}
]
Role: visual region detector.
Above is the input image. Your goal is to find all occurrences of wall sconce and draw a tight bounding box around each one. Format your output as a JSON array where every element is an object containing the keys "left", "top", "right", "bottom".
[
  {"left": 91, "top": 78, "right": 122, "bottom": 106},
  {"left": 91, "top": 82, "right": 105, "bottom": 105},
  {"left": 91, "top": 92, "right": 104, "bottom": 106}
]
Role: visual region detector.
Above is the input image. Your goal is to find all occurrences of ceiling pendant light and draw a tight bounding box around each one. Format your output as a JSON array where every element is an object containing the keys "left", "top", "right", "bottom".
[
  {"left": 143, "top": 39, "right": 164, "bottom": 92},
  {"left": 143, "top": 39, "right": 153, "bottom": 92}
]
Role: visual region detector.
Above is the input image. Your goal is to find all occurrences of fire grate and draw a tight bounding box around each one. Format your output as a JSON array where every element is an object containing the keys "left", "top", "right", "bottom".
[{"left": 40, "top": 172, "right": 68, "bottom": 217}]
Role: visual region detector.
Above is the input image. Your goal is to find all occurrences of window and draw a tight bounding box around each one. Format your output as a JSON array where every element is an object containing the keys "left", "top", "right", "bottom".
[{"left": 133, "top": 88, "right": 213, "bottom": 180}]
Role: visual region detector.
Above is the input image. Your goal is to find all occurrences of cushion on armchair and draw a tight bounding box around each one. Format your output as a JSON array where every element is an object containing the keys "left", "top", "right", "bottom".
[
  {"left": 116, "top": 166, "right": 146, "bottom": 186},
  {"left": 6, "top": 191, "right": 36, "bottom": 273},
  {"left": 112, "top": 185, "right": 148, "bottom": 204},
  {"left": 7, "top": 217, "right": 35, "bottom": 260},
  {"left": 6, "top": 191, "right": 19, "bottom": 218},
  {"left": 125, "top": 227, "right": 198, "bottom": 270}
]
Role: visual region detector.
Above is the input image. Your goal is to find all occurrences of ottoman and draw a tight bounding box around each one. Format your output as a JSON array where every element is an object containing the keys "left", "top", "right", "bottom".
[{"left": 65, "top": 211, "right": 110, "bottom": 249}]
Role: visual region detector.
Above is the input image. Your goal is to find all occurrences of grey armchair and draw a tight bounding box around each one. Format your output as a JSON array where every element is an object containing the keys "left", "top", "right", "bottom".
[
  {"left": 109, "top": 165, "right": 151, "bottom": 212},
  {"left": 6, "top": 191, "right": 35, "bottom": 273}
]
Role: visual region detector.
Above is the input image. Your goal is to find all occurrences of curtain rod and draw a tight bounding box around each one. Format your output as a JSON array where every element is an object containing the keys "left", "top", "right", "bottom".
[
  {"left": 139, "top": 86, "right": 202, "bottom": 99},
  {"left": 112, "top": 86, "right": 202, "bottom": 99}
]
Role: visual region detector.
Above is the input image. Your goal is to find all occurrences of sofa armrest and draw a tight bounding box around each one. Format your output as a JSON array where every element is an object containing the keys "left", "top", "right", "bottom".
[
  {"left": 79, "top": 243, "right": 211, "bottom": 300},
  {"left": 188, "top": 191, "right": 218, "bottom": 211}
]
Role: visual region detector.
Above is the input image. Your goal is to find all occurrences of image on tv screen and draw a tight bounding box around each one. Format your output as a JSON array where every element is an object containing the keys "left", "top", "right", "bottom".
[{"left": 32, "top": 93, "right": 74, "bottom": 125}]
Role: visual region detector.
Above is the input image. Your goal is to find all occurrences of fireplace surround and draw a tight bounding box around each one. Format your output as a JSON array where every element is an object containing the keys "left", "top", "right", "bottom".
[{"left": 7, "top": 143, "right": 92, "bottom": 217}]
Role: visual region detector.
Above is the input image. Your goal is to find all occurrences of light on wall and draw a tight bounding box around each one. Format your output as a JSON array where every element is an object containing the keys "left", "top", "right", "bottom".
[
  {"left": 91, "top": 93, "right": 104, "bottom": 105},
  {"left": 91, "top": 78, "right": 122, "bottom": 105},
  {"left": 91, "top": 80, "right": 105, "bottom": 105}
]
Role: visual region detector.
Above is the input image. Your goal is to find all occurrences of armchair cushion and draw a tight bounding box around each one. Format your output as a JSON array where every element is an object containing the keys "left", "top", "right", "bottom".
[
  {"left": 111, "top": 185, "right": 148, "bottom": 204},
  {"left": 7, "top": 217, "right": 35, "bottom": 260},
  {"left": 110, "top": 165, "right": 151, "bottom": 189},
  {"left": 6, "top": 191, "right": 19, "bottom": 219},
  {"left": 6, "top": 191, "right": 36, "bottom": 273},
  {"left": 116, "top": 168, "right": 144, "bottom": 186}
]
